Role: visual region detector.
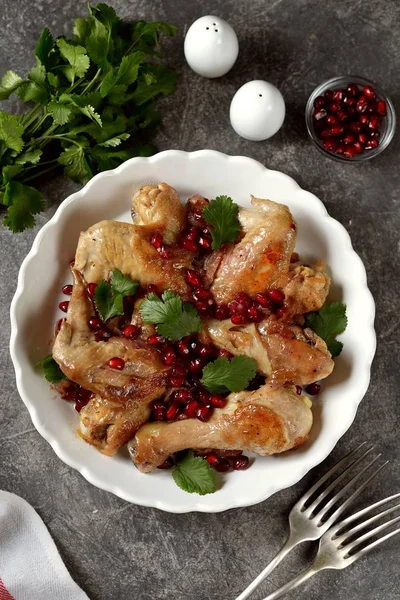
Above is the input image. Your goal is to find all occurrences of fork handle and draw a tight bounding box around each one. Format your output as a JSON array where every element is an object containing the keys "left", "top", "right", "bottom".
[
  {"left": 260, "top": 566, "right": 317, "bottom": 600},
  {"left": 235, "top": 539, "right": 294, "bottom": 600}
]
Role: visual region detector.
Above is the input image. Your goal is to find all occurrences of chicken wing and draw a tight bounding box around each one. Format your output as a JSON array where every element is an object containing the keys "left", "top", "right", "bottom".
[
  {"left": 283, "top": 262, "right": 331, "bottom": 316},
  {"left": 204, "top": 317, "right": 334, "bottom": 386},
  {"left": 210, "top": 197, "right": 296, "bottom": 303},
  {"left": 131, "top": 183, "right": 186, "bottom": 244},
  {"left": 129, "top": 384, "right": 313, "bottom": 472}
]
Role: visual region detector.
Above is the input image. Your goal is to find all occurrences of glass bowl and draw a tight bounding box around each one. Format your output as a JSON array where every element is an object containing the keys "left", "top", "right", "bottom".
[{"left": 305, "top": 75, "right": 396, "bottom": 162}]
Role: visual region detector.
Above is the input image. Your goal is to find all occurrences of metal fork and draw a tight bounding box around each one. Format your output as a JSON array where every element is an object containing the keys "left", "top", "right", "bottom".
[
  {"left": 260, "top": 491, "right": 400, "bottom": 599},
  {"left": 236, "top": 442, "right": 386, "bottom": 600}
]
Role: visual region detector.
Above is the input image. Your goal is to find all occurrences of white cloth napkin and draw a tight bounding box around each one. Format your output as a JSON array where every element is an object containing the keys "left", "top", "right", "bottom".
[{"left": 0, "top": 491, "right": 89, "bottom": 600}]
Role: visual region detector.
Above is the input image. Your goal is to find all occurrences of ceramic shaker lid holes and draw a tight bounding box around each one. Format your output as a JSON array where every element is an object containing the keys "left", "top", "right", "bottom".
[
  {"left": 230, "top": 80, "right": 286, "bottom": 141},
  {"left": 184, "top": 16, "right": 239, "bottom": 78}
]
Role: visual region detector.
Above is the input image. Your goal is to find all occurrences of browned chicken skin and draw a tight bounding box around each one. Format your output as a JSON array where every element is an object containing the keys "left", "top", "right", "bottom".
[{"left": 129, "top": 385, "right": 313, "bottom": 472}]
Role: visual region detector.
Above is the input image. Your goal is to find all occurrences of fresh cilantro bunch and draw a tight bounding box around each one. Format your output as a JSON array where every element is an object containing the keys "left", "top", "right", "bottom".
[
  {"left": 306, "top": 302, "right": 347, "bottom": 357},
  {"left": 95, "top": 269, "right": 139, "bottom": 321},
  {"left": 0, "top": 3, "right": 177, "bottom": 232},
  {"left": 139, "top": 290, "right": 202, "bottom": 340}
]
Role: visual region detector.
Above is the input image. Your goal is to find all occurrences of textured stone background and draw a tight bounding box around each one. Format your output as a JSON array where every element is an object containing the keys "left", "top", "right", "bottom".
[{"left": 1, "top": 1, "right": 400, "bottom": 599}]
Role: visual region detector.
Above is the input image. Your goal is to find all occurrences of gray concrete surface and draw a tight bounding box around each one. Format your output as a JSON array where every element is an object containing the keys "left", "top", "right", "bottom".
[{"left": 1, "top": 1, "right": 399, "bottom": 599}]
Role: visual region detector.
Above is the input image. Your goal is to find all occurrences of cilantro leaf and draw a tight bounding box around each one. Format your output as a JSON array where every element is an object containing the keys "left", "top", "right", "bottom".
[
  {"left": 202, "top": 195, "right": 241, "bottom": 250},
  {"left": 88, "top": 2, "right": 120, "bottom": 30},
  {"left": 172, "top": 451, "right": 217, "bottom": 495},
  {"left": 131, "top": 65, "right": 177, "bottom": 106},
  {"left": 110, "top": 269, "right": 139, "bottom": 296},
  {"left": 58, "top": 144, "right": 92, "bottom": 184},
  {"left": 0, "top": 111, "right": 24, "bottom": 153},
  {"left": 94, "top": 270, "right": 138, "bottom": 321},
  {"left": 48, "top": 101, "right": 72, "bottom": 126},
  {"left": 2, "top": 181, "right": 45, "bottom": 232},
  {"left": 100, "top": 52, "right": 145, "bottom": 97},
  {"left": 56, "top": 39, "right": 90, "bottom": 83},
  {"left": 36, "top": 355, "right": 65, "bottom": 383},
  {"left": 306, "top": 302, "right": 347, "bottom": 357},
  {"left": 98, "top": 133, "right": 130, "bottom": 147},
  {"left": 0, "top": 70, "right": 24, "bottom": 100},
  {"left": 201, "top": 356, "right": 257, "bottom": 394},
  {"left": 15, "top": 149, "right": 43, "bottom": 165},
  {"left": 35, "top": 28, "right": 54, "bottom": 69},
  {"left": 139, "top": 290, "right": 202, "bottom": 340},
  {"left": 2, "top": 165, "right": 24, "bottom": 183}
]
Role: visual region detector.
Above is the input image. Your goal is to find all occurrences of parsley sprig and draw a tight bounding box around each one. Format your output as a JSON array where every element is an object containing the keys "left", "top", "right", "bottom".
[
  {"left": 0, "top": 3, "right": 177, "bottom": 232},
  {"left": 306, "top": 302, "right": 347, "bottom": 357},
  {"left": 94, "top": 269, "right": 139, "bottom": 321},
  {"left": 172, "top": 451, "right": 217, "bottom": 495},
  {"left": 202, "top": 195, "right": 241, "bottom": 250},
  {"left": 139, "top": 290, "right": 202, "bottom": 341},
  {"left": 36, "top": 355, "right": 65, "bottom": 383},
  {"left": 201, "top": 355, "right": 257, "bottom": 394}
]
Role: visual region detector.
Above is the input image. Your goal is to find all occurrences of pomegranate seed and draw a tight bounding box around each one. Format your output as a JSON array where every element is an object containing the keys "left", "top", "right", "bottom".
[
  {"left": 326, "top": 114, "right": 338, "bottom": 126},
  {"left": 88, "top": 316, "right": 102, "bottom": 330},
  {"left": 228, "top": 300, "right": 239, "bottom": 315},
  {"left": 198, "top": 236, "right": 212, "bottom": 250},
  {"left": 62, "top": 284, "right": 73, "bottom": 295},
  {"left": 175, "top": 389, "right": 191, "bottom": 402},
  {"left": 232, "top": 456, "right": 250, "bottom": 470},
  {"left": 197, "top": 345, "right": 212, "bottom": 359},
  {"left": 95, "top": 329, "right": 111, "bottom": 342},
  {"left": 184, "top": 399, "right": 201, "bottom": 418},
  {"left": 324, "top": 89, "right": 334, "bottom": 101},
  {"left": 347, "top": 83, "right": 359, "bottom": 96},
  {"left": 87, "top": 283, "right": 97, "bottom": 297},
  {"left": 329, "top": 102, "right": 340, "bottom": 113},
  {"left": 306, "top": 383, "right": 321, "bottom": 395},
  {"left": 147, "top": 334, "right": 164, "bottom": 345},
  {"left": 195, "top": 300, "right": 214, "bottom": 315},
  {"left": 235, "top": 292, "right": 251, "bottom": 307},
  {"left": 359, "top": 114, "right": 369, "bottom": 127},
  {"left": 163, "top": 347, "right": 176, "bottom": 365},
  {"left": 165, "top": 401, "right": 181, "bottom": 421},
  {"left": 219, "top": 348, "right": 234, "bottom": 359},
  {"left": 210, "top": 394, "right": 227, "bottom": 408},
  {"left": 248, "top": 306, "right": 263, "bottom": 322},
  {"left": 323, "top": 138, "right": 338, "bottom": 152},
  {"left": 75, "top": 399, "right": 89, "bottom": 413},
  {"left": 353, "top": 142, "right": 364, "bottom": 154},
  {"left": 157, "top": 457, "right": 174, "bottom": 469},
  {"left": 333, "top": 89, "right": 345, "bottom": 102},
  {"left": 276, "top": 307, "right": 285, "bottom": 318},
  {"left": 369, "top": 116, "right": 381, "bottom": 129},
  {"left": 296, "top": 385, "right": 302, "bottom": 395},
  {"left": 343, "top": 146, "right": 357, "bottom": 158},
  {"left": 330, "top": 125, "right": 344, "bottom": 136},
  {"left": 365, "top": 139, "right": 379, "bottom": 150},
  {"left": 158, "top": 246, "right": 171, "bottom": 259},
  {"left": 356, "top": 96, "right": 368, "bottom": 113},
  {"left": 198, "top": 390, "right": 210, "bottom": 405},
  {"left": 168, "top": 376, "right": 186, "bottom": 387},
  {"left": 177, "top": 340, "right": 190, "bottom": 356},
  {"left": 254, "top": 293, "right": 270, "bottom": 308},
  {"left": 215, "top": 304, "right": 230, "bottom": 320},
  {"left": 189, "top": 358, "right": 202, "bottom": 373},
  {"left": 123, "top": 324, "right": 139, "bottom": 339},
  {"left": 369, "top": 129, "right": 380, "bottom": 139},
  {"left": 349, "top": 121, "right": 362, "bottom": 133},
  {"left": 319, "top": 128, "right": 331, "bottom": 139},
  {"left": 367, "top": 99, "right": 377, "bottom": 114},
  {"left": 152, "top": 401, "right": 166, "bottom": 421},
  {"left": 173, "top": 365, "right": 188, "bottom": 377},
  {"left": 335, "top": 145, "right": 345, "bottom": 155},
  {"left": 313, "top": 108, "right": 327, "bottom": 121},
  {"left": 347, "top": 106, "right": 356, "bottom": 117},
  {"left": 196, "top": 405, "right": 213, "bottom": 422},
  {"left": 358, "top": 133, "right": 368, "bottom": 145},
  {"left": 61, "top": 385, "right": 77, "bottom": 401},
  {"left": 186, "top": 269, "right": 203, "bottom": 287},
  {"left": 107, "top": 357, "right": 125, "bottom": 370},
  {"left": 147, "top": 284, "right": 158, "bottom": 294},
  {"left": 343, "top": 134, "right": 355, "bottom": 145},
  {"left": 59, "top": 301, "right": 69, "bottom": 312},
  {"left": 363, "top": 85, "right": 376, "bottom": 100},
  {"left": 193, "top": 288, "right": 213, "bottom": 301},
  {"left": 343, "top": 96, "right": 356, "bottom": 107},
  {"left": 313, "top": 96, "right": 326, "bottom": 109},
  {"left": 214, "top": 457, "right": 230, "bottom": 472},
  {"left": 231, "top": 313, "right": 246, "bottom": 325},
  {"left": 336, "top": 110, "right": 349, "bottom": 123},
  {"left": 186, "top": 226, "right": 200, "bottom": 242},
  {"left": 376, "top": 99, "right": 387, "bottom": 116},
  {"left": 268, "top": 289, "right": 285, "bottom": 304},
  {"left": 182, "top": 238, "right": 197, "bottom": 252},
  {"left": 205, "top": 453, "right": 220, "bottom": 466},
  {"left": 55, "top": 318, "right": 65, "bottom": 333},
  {"left": 150, "top": 232, "right": 163, "bottom": 249}
]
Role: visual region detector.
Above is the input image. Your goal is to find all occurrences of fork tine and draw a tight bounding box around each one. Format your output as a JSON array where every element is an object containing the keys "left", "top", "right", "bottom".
[
  {"left": 307, "top": 448, "right": 378, "bottom": 516},
  {"left": 340, "top": 504, "right": 400, "bottom": 552},
  {"left": 349, "top": 526, "right": 400, "bottom": 562},
  {"left": 295, "top": 442, "right": 367, "bottom": 507},
  {"left": 332, "top": 492, "right": 400, "bottom": 533},
  {"left": 321, "top": 460, "right": 388, "bottom": 527}
]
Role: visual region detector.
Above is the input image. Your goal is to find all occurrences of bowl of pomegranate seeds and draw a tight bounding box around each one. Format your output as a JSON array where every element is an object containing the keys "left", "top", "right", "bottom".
[{"left": 306, "top": 75, "right": 396, "bottom": 161}]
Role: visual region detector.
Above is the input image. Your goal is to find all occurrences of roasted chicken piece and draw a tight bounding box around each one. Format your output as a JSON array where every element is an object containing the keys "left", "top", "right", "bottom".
[
  {"left": 210, "top": 197, "right": 296, "bottom": 303},
  {"left": 283, "top": 262, "right": 331, "bottom": 316},
  {"left": 204, "top": 317, "right": 334, "bottom": 386},
  {"left": 129, "top": 384, "right": 313, "bottom": 472},
  {"left": 131, "top": 183, "right": 185, "bottom": 244},
  {"left": 52, "top": 269, "right": 167, "bottom": 454}
]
